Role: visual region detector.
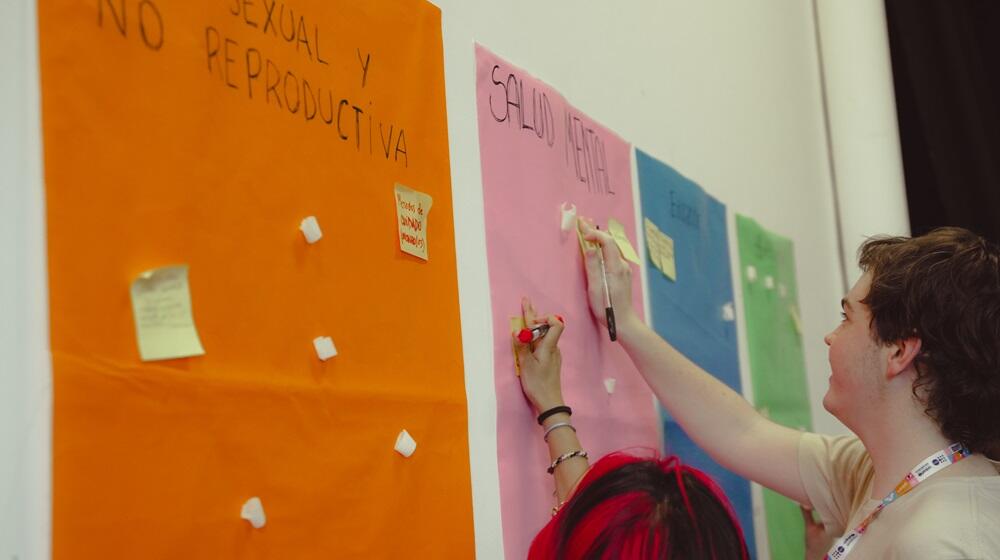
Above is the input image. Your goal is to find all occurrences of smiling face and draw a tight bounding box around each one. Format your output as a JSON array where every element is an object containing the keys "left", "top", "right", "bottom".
[{"left": 822, "top": 273, "right": 888, "bottom": 427}]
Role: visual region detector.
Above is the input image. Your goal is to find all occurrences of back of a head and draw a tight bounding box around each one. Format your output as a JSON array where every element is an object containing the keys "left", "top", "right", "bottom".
[
  {"left": 859, "top": 226, "right": 1000, "bottom": 459},
  {"left": 528, "top": 452, "right": 749, "bottom": 560}
]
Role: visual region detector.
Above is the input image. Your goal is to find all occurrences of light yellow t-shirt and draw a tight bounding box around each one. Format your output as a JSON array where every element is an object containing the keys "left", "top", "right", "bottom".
[{"left": 798, "top": 432, "right": 1000, "bottom": 560}]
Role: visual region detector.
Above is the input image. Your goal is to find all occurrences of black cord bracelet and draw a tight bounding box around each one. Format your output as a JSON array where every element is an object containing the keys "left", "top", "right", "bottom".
[{"left": 537, "top": 405, "right": 572, "bottom": 425}]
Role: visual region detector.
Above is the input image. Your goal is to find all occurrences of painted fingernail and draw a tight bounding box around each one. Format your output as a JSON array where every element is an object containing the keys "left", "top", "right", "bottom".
[{"left": 556, "top": 315, "right": 565, "bottom": 324}]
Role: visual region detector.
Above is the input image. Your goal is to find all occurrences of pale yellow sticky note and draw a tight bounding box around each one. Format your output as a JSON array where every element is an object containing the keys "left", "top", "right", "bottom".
[
  {"left": 510, "top": 316, "right": 526, "bottom": 336},
  {"left": 129, "top": 264, "right": 205, "bottom": 361},
  {"left": 643, "top": 218, "right": 677, "bottom": 281},
  {"left": 394, "top": 183, "right": 434, "bottom": 261},
  {"left": 643, "top": 218, "right": 664, "bottom": 273},
  {"left": 607, "top": 218, "right": 641, "bottom": 265},
  {"left": 510, "top": 316, "right": 526, "bottom": 376},
  {"left": 658, "top": 230, "right": 677, "bottom": 281}
]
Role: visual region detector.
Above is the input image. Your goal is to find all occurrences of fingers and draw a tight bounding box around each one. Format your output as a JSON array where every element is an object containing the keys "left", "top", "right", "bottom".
[
  {"left": 513, "top": 301, "right": 564, "bottom": 356},
  {"left": 521, "top": 296, "right": 538, "bottom": 326},
  {"left": 578, "top": 217, "right": 627, "bottom": 274},
  {"left": 578, "top": 217, "right": 606, "bottom": 245},
  {"left": 578, "top": 220, "right": 606, "bottom": 285},
  {"left": 512, "top": 332, "right": 533, "bottom": 362},
  {"left": 799, "top": 505, "right": 820, "bottom": 527},
  {"left": 535, "top": 314, "right": 565, "bottom": 353},
  {"left": 582, "top": 243, "right": 602, "bottom": 288}
]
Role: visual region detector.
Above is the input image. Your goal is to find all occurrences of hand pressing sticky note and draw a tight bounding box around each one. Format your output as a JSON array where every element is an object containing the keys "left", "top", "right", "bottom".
[
  {"left": 129, "top": 265, "right": 205, "bottom": 361},
  {"left": 576, "top": 221, "right": 600, "bottom": 256},
  {"left": 607, "top": 218, "right": 641, "bottom": 265},
  {"left": 394, "top": 183, "right": 434, "bottom": 261}
]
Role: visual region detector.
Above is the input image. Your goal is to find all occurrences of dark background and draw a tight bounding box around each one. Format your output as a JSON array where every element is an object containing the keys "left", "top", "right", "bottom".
[{"left": 884, "top": 0, "right": 1000, "bottom": 243}]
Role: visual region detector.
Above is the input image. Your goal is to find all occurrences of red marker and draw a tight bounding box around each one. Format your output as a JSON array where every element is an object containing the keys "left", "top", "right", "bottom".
[{"left": 517, "top": 323, "right": 551, "bottom": 343}]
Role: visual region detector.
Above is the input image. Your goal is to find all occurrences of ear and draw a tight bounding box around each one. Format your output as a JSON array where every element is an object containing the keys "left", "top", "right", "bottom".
[{"left": 886, "top": 336, "right": 922, "bottom": 380}]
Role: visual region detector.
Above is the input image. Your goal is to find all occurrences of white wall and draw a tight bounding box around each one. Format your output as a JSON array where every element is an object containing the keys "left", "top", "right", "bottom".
[
  {"left": 815, "top": 0, "right": 911, "bottom": 284},
  {"left": 1, "top": 2, "right": 50, "bottom": 559},
  {"left": 2, "top": 1, "right": 905, "bottom": 558}
]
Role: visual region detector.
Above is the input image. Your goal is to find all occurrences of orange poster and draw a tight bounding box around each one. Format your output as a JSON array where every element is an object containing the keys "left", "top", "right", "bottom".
[{"left": 38, "top": 1, "right": 473, "bottom": 557}]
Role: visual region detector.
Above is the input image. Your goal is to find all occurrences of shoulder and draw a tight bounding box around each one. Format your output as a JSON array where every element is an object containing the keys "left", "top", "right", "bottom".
[
  {"left": 890, "top": 476, "right": 1000, "bottom": 559},
  {"left": 798, "top": 433, "right": 874, "bottom": 531},
  {"left": 799, "top": 433, "right": 871, "bottom": 472},
  {"left": 798, "top": 432, "right": 873, "bottom": 491}
]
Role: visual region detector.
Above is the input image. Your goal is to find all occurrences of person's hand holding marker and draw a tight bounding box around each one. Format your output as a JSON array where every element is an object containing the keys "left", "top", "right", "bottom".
[
  {"left": 513, "top": 297, "right": 589, "bottom": 507},
  {"left": 513, "top": 297, "right": 566, "bottom": 414},
  {"left": 577, "top": 217, "right": 640, "bottom": 338}
]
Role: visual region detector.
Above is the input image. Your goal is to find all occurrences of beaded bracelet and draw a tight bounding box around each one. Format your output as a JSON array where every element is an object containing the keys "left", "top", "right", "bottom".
[
  {"left": 547, "top": 449, "right": 588, "bottom": 474},
  {"left": 542, "top": 422, "right": 575, "bottom": 442}
]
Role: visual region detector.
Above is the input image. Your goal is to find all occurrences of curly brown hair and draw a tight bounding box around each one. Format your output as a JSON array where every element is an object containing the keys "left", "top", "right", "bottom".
[{"left": 858, "top": 227, "right": 1000, "bottom": 459}]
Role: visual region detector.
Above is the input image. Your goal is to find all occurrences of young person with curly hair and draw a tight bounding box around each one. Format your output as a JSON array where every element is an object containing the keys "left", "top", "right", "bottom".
[{"left": 571, "top": 221, "right": 1000, "bottom": 559}]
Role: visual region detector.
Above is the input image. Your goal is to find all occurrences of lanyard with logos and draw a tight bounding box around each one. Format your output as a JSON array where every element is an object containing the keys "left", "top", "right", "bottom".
[{"left": 824, "top": 442, "right": 972, "bottom": 560}]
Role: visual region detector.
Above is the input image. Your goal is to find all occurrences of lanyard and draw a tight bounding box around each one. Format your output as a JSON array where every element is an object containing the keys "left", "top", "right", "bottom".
[{"left": 824, "top": 442, "right": 972, "bottom": 560}]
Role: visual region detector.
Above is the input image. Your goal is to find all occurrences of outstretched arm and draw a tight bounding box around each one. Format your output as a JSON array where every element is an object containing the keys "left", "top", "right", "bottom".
[{"left": 578, "top": 218, "right": 811, "bottom": 507}]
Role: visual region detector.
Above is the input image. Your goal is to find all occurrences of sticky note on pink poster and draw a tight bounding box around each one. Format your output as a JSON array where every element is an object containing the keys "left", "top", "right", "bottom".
[
  {"left": 394, "top": 183, "right": 433, "bottom": 260},
  {"left": 475, "top": 44, "right": 662, "bottom": 559}
]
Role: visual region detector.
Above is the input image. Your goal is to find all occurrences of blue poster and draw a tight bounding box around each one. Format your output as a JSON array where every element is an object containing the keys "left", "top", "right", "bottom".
[{"left": 636, "top": 149, "right": 755, "bottom": 556}]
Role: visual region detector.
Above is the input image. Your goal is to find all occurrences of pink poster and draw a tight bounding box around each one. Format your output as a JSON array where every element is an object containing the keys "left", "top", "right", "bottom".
[{"left": 475, "top": 44, "right": 662, "bottom": 558}]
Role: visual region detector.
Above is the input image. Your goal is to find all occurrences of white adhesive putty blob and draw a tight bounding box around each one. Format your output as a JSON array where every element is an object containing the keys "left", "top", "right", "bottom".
[
  {"left": 746, "top": 265, "right": 757, "bottom": 282},
  {"left": 313, "top": 336, "right": 337, "bottom": 361},
  {"left": 241, "top": 497, "right": 266, "bottom": 529},
  {"left": 721, "top": 302, "right": 736, "bottom": 322},
  {"left": 764, "top": 276, "right": 775, "bottom": 290},
  {"left": 395, "top": 429, "right": 417, "bottom": 457},
  {"left": 560, "top": 202, "right": 578, "bottom": 232},
  {"left": 300, "top": 216, "right": 323, "bottom": 244},
  {"left": 603, "top": 378, "right": 616, "bottom": 395}
]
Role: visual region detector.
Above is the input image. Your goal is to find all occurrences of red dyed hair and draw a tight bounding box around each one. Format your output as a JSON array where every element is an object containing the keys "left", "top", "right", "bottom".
[{"left": 528, "top": 451, "right": 749, "bottom": 560}]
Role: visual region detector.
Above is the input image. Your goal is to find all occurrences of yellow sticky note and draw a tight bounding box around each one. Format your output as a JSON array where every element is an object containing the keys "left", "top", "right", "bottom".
[
  {"left": 643, "top": 218, "right": 663, "bottom": 273},
  {"left": 129, "top": 264, "right": 205, "bottom": 361},
  {"left": 510, "top": 316, "right": 526, "bottom": 336},
  {"left": 643, "top": 217, "right": 676, "bottom": 281},
  {"left": 607, "top": 218, "right": 641, "bottom": 265},
  {"left": 510, "top": 316, "right": 526, "bottom": 376},
  {"left": 658, "top": 230, "right": 677, "bottom": 281},
  {"left": 394, "top": 183, "right": 434, "bottom": 261}
]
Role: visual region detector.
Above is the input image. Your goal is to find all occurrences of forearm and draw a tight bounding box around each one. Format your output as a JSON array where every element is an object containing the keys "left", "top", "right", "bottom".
[
  {"left": 540, "top": 412, "right": 589, "bottom": 505},
  {"left": 576, "top": 219, "right": 807, "bottom": 503},
  {"left": 616, "top": 313, "right": 803, "bottom": 496}
]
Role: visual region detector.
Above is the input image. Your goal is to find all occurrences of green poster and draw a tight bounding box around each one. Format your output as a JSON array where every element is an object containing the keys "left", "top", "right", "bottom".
[{"left": 736, "top": 215, "right": 812, "bottom": 560}]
